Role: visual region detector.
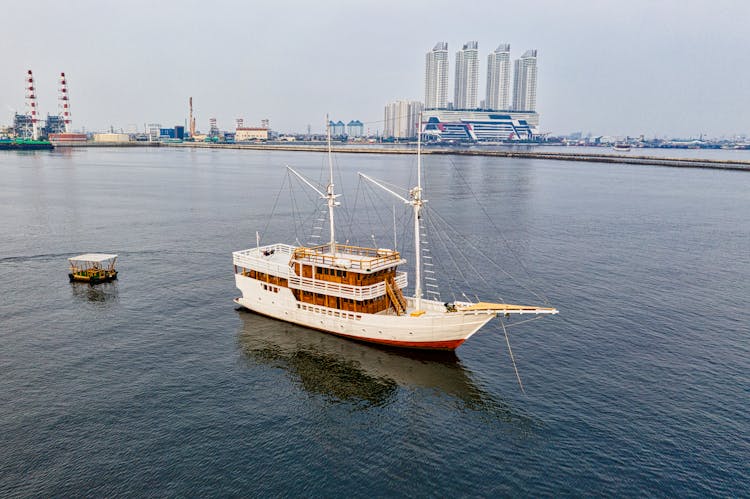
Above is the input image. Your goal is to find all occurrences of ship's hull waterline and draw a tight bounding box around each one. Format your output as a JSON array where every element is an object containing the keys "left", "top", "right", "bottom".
[{"left": 234, "top": 274, "right": 497, "bottom": 350}]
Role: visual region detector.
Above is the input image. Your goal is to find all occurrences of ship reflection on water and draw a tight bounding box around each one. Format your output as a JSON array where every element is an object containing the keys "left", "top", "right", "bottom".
[
  {"left": 236, "top": 309, "right": 535, "bottom": 426},
  {"left": 69, "top": 281, "right": 119, "bottom": 304}
]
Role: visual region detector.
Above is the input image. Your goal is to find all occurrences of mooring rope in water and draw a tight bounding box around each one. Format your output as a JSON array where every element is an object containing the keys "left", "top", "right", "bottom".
[{"left": 500, "top": 318, "right": 525, "bottom": 394}]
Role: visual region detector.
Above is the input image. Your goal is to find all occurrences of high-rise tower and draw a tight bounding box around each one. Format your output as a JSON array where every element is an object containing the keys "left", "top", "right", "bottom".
[
  {"left": 424, "top": 42, "right": 449, "bottom": 110},
  {"left": 454, "top": 41, "right": 479, "bottom": 110},
  {"left": 512, "top": 49, "right": 538, "bottom": 112},
  {"left": 384, "top": 100, "right": 424, "bottom": 138},
  {"left": 486, "top": 44, "right": 511, "bottom": 110}
]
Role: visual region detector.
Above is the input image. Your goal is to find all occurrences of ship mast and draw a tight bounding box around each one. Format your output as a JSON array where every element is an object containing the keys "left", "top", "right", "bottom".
[
  {"left": 413, "top": 114, "right": 424, "bottom": 310},
  {"left": 326, "top": 115, "right": 337, "bottom": 254}
]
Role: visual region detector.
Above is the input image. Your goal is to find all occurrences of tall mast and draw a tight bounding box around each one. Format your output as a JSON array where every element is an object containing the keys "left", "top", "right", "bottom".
[
  {"left": 413, "top": 113, "right": 424, "bottom": 310},
  {"left": 326, "top": 115, "right": 337, "bottom": 254}
]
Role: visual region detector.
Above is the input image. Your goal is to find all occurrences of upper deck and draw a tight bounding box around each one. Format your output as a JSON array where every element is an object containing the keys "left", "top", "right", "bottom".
[{"left": 292, "top": 243, "right": 405, "bottom": 273}]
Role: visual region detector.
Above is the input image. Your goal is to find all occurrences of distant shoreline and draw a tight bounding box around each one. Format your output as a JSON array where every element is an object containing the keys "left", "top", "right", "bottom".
[{"left": 52, "top": 141, "right": 750, "bottom": 172}]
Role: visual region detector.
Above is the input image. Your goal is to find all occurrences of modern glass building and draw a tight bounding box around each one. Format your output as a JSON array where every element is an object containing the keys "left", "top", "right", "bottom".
[{"left": 422, "top": 109, "right": 538, "bottom": 142}]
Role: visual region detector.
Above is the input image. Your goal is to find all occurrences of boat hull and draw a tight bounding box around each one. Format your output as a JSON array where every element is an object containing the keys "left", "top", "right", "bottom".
[
  {"left": 0, "top": 140, "right": 54, "bottom": 150},
  {"left": 69, "top": 271, "right": 118, "bottom": 285},
  {"left": 234, "top": 274, "right": 496, "bottom": 350}
]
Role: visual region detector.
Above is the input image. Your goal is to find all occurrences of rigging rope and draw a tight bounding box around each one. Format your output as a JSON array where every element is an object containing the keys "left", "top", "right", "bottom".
[
  {"left": 500, "top": 318, "right": 525, "bottom": 394},
  {"left": 428, "top": 207, "right": 548, "bottom": 305},
  {"left": 424, "top": 208, "right": 505, "bottom": 303},
  {"left": 260, "top": 172, "right": 288, "bottom": 244},
  {"left": 447, "top": 158, "right": 551, "bottom": 305}
]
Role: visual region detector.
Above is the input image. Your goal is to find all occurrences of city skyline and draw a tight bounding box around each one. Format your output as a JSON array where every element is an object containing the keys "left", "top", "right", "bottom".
[
  {"left": 426, "top": 41, "right": 536, "bottom": 113},
  {"left": 2, "top": 0, "right": 749, "bottom": 137}
]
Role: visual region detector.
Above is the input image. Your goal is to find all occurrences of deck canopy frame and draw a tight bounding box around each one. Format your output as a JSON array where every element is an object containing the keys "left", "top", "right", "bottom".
[{"left": 68, "top": 254, "right": 118, "bottom": 272}]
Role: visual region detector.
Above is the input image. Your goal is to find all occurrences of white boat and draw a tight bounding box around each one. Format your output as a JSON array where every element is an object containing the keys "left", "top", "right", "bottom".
[{"left": 233, "top": 118, "right": 557, "bottom": 351}]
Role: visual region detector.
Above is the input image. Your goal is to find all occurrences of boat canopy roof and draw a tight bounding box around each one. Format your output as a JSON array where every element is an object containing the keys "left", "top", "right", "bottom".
[{"left": 69, "top": 253, "right": 118, "bottom": 263}]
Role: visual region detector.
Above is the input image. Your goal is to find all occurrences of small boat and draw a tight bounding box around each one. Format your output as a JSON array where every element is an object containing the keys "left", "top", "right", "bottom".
[
  {"left": 613, "top": 143, "right": 631, "bottom": 152},
  {"left": 68, "top": 254, "right": 118, "bottom": 285},
  {"left": 232, "top": 118, "right": 557, "bottom": 352}
]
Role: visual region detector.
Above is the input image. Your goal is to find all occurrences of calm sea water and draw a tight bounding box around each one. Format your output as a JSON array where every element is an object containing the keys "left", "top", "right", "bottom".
[{"left": 1, "top": 147, "right": 748, "bottom": 496}]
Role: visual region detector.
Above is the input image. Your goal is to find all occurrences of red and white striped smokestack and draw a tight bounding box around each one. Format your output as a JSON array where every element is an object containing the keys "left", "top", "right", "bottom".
[
  {"left": 26, "top": 69, "right": 39, "bottom": 140},
  {"left": 59, "top": 72, "right": 71, "bottom": 133}
]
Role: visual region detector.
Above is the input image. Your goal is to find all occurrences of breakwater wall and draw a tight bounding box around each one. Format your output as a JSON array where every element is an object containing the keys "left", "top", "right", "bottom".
[{"left": 112, "top": 141, "right": 750, "bottom": 172}]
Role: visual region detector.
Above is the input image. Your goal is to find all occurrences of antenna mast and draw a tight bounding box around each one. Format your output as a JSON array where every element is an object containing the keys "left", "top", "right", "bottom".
[
  {"left": 59, "top": 72, "right": 71, "bottom": 133},
  {"left": 26, "top": 70, "right": 39, "bottom": 140}
]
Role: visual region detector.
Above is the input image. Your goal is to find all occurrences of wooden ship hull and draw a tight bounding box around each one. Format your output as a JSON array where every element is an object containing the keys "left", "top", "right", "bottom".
[{"left": 233, "top": 244, "right": 553, "bottom": 351}]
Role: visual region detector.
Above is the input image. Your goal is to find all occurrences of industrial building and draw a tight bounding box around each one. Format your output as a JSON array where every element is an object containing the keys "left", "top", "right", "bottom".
[
  {"left": 236, "top": 127, "right": 269, "bottom": 141},
  {"left": 93, "top": 133, "right": 130, "bottom": 143},
  {"left": 347, "top": 120, "right": 364, "bottom": 138},
  {"left": 327, "top": 120, "right": 346, "bottom": 136}
]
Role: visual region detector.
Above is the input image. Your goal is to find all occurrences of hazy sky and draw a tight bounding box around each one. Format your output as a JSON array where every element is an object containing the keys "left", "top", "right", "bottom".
[{"left": 2, "top": 0, "right": 749, "bottom": 137}]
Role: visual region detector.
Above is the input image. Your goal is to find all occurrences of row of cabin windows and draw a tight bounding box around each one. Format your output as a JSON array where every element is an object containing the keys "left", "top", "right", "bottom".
[
  {"left": 262, "top": 284, "right": 279, "bottom": 293},
  {"left": 316, "top": 267, "right": 347, "bottom": 278}
]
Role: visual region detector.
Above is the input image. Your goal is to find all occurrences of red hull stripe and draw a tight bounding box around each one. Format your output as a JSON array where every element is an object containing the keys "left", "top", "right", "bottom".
[{"left": 329, "top": 331, "right": 465, "bottom": 351}]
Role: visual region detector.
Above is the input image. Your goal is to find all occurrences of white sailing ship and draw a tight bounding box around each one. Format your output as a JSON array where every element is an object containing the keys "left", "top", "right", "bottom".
[{"left": 233, "top": 120, "right": 557, "bottom": 351}]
